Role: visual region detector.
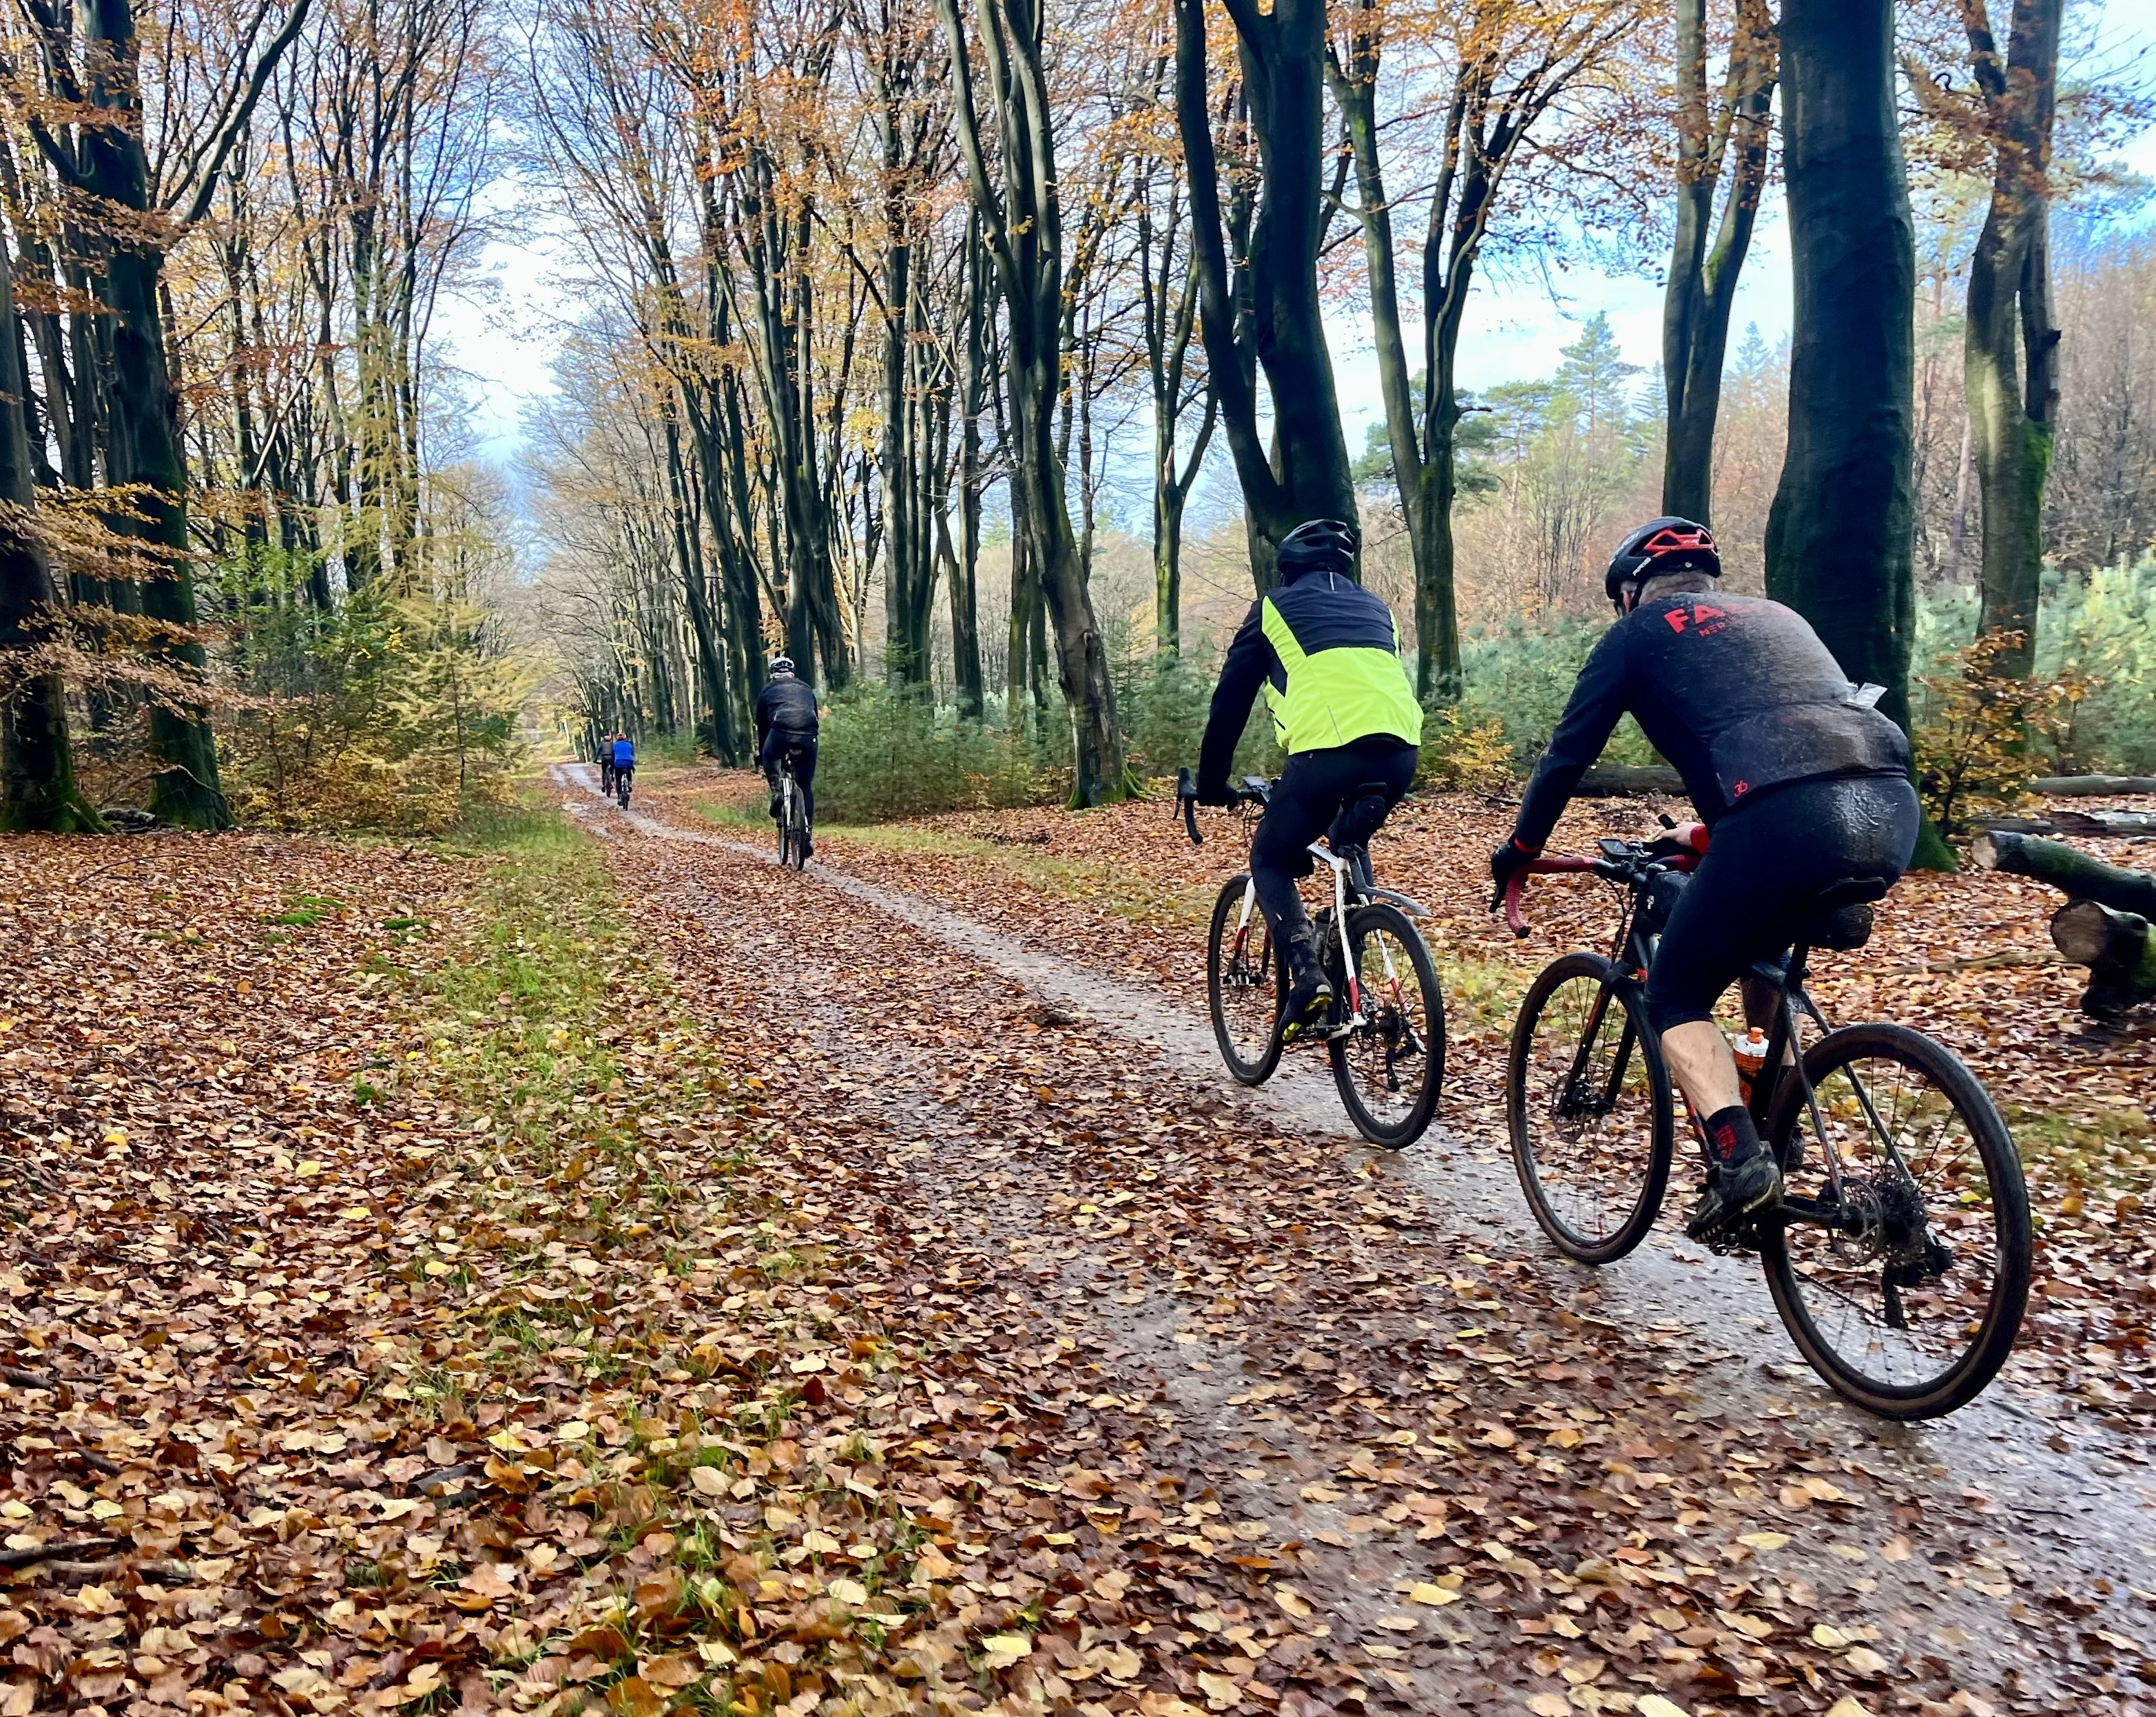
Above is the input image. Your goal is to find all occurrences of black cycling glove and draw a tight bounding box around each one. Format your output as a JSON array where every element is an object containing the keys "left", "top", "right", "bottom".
[{"left": 1489, "top": 835, "right": 1540, "bottom": 907}]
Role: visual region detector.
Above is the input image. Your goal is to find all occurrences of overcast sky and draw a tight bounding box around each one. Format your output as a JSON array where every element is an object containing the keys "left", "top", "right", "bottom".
[{"left": 434, "top": 5, "right": 2156, "bottom": 484}]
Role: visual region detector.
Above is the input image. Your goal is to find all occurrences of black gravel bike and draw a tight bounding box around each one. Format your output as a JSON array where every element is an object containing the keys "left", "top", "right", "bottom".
[
  {"left": 1177, "top": 769, "right": 1444, "bottom": 1148},
  {"left": 775, "top": 756, "right": 809, "bottom": 870},
  {"left": 1500, "top": 826, "right": 2031, "bottom": 1419}
]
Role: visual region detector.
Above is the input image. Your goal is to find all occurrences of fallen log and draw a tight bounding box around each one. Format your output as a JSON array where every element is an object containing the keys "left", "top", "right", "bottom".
[
  {"left": 2033, "top": 775, "right": 2156, "bottom": 796},
  {"left": 1577, "top": 764, "right": 1683, "bottom": 797},
  {"left": 1972, "top": 831, "right": 2156, "bottom": 915},
  {"left": 2051, "top": 902, "right": 2156, "bottom": 1017},
  {"left": 1973, "top": 831, "right": 2156, "bottom": 1018},
  {"left": 1976, "top": 810, "right": 2156, "bottom": 837}
]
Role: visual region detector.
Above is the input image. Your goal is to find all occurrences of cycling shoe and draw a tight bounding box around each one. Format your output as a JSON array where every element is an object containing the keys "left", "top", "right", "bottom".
[
  {"left": 1280, "top": 928, "right": 1332, "bottom": 1043},
  {"left": 1686, "top": 1148, "right": 1783, "bottom": 1245}
]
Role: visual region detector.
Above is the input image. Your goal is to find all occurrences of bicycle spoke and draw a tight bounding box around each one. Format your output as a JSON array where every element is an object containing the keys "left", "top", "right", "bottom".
[
  {"left": 1774, "top": 1050, "right": 2009, "bottom": 1396},
  {"left": 1340, "top": 925, "right": 1429, "bottom": 1131},
  {"left": 1208, "top": 880, "right": 1281, "bottom": 1085},
  {"left": 1510, "top": 960, "right": 1667, "bottom": 1261}
]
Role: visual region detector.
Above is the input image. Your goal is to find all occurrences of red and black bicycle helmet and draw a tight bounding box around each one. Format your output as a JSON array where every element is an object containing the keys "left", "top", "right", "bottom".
[{"left": 1604, "top": 517, "right": 1721, "bottom": 603}]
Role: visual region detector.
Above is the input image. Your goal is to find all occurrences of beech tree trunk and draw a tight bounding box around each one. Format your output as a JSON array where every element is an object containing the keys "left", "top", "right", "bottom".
[
  {"left": 1662, "top": 0, "right": 1775, "bottom": 522},
  {"left": 662, "top": 410, "right": 734, "bottom": 760},
  {"left": 1974, "top": 829, "right": 2156, "bottom": 1016},
  {"left": 0, "top": 242, "right": 99, "bottom": 833},
  {"left": 940, "top": 0, "right": 1128, "bottom": 803},
  {"left": 1329, "top": 1, "right": 1625, "bottom": 699},
  {"left": 1175, "top": 0, "right": 1355, "bottom": 591},
  {"left": 1137, "top": 150, "right": 1213, "bottom": 658},
  {"left": 81, "top": 0, "right": 231, "bottom": 827},
  {"left": 1965, "top": 0, "right": 2064, "bottom": 676},
  {"left": 1973, "top": 830, "right": 2156, "bottom": 915},
  {"left": 949, "top": 226, "right": 988, "bottom": 718},
  {"left": 874, "top": 25, "right": 940, "bottom": 691},
  {"left": 1764, "top": 0, "right": 1917, "bottom": 738}
]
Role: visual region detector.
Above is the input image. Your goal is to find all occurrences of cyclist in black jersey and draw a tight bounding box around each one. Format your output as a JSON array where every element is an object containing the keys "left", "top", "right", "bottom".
[
  {"left": 756, "top": 658, "right": 820, "bottom": 860},
  {"left": 1490, "top": 519, "right": 1920, "bottom": 1241}
]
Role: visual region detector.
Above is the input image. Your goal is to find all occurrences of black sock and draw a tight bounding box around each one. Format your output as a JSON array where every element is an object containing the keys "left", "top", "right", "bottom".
[{"left": 1703, "top": 1105, "right": 1762, "bottom": 1167}]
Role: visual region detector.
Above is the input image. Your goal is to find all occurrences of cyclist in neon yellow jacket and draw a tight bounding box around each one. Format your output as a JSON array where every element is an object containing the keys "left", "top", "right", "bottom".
[{"left": 1196, "top": 519, "right": 1423, "bottom": 1033}]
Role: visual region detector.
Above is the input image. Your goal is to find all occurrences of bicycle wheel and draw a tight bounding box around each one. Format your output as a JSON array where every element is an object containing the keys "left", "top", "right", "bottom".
[
  {"left": 1507, "top": 953, "right": 1674, "bottom": 1265},
  {"left": 788, "top": 807, "right": 809, "bottom": 870},
  {"left": 1328, "top": 902, "right": 1444, "bottom": 1148},
  {"left": 1207, "top": 875, "right": 1282, "bottom": 1085},
  {"left": 1759, "top": 1022, "right": 2031, "bottom": 1419}
]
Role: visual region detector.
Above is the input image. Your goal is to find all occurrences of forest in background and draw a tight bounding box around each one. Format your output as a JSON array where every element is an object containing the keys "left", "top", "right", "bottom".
[{"left": 0, "top": 0, "right": 2149, "bottom": 833}]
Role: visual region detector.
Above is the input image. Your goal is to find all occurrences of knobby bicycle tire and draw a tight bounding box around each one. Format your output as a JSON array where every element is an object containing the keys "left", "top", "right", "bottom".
[
  {"left": 1759, "top": 1021, "right": 2031, "bottom": 1419},
  {"left": 1507, "top": 952, "right": 1675, "bottom": 1265},
  {"left": 1327, "top": 902, "right": 1444, "bottom": 1148},
  {"left": 1207, "top": 875, "right": 1283, "bottom": 1085}
]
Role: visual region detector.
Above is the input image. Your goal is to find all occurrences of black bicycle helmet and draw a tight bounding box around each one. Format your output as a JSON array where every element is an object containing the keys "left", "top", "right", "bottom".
[
  {"left": 1276, "top": 518, "right": 1357, "bottom": 585},
  {"left": 1604, "top": 517, "right": 1721, "bottom": 603}
]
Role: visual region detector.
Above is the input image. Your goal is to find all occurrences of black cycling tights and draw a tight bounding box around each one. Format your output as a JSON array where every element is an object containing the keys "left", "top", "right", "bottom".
[
  {"left": 1249, "top": 738, "right": 1418, "bottom": 935},
  {"left": 1645, "top": 772, "right": 1920, "bottom": 1037}
]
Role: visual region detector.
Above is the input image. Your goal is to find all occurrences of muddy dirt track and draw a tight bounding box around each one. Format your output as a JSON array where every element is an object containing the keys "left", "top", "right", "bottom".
[{"left": 559, "top": 764, "right": 2156, "bottom": 1716}]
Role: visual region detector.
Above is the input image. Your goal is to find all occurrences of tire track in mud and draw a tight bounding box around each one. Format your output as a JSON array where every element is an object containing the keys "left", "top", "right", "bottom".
[{"left": 554, "top": 764, "right": 2156, "bottom": 1710}]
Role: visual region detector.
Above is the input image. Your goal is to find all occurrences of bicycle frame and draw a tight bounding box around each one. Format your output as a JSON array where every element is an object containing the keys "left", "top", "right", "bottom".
[
  {"left": 1515, "top": 844, "right": 1878, "bottom": 1236},
  {"left": 1308, "top": 844, "right": 1371, "bottom": 1035},
  {"left": 1197, "top": 776, "right": 1429, "bottom": 1048}
]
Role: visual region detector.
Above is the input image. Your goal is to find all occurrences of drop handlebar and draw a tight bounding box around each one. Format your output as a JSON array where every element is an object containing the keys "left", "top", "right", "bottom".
[{"left": 1499, "top": 856, "right": 1597, "bottom": 939}]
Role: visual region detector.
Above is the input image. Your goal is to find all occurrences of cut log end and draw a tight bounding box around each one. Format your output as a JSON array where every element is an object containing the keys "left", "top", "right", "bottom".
[{"left": 2050, "top": 898, "right": 2156, "bottom": 1018}]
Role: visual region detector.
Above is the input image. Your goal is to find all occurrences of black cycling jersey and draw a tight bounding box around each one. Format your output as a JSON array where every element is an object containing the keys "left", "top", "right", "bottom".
[
  {"left": 755, "top": 675, "right": 819, "bottom": 747},
  {"left": 1515, "top": 592, "right": 1909, "bottom": 851}
]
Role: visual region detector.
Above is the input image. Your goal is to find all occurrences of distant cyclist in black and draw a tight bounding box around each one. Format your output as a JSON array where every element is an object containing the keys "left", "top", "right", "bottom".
[
  {"left": 1195, "top": 519, "right": 1424, "bottom": 1037},
  {"left": 756, "top": 656, "right": 820, "bottom": 860},
  {"left": 1490, "top": 518, "right": 1918, "bottom": 1242}
]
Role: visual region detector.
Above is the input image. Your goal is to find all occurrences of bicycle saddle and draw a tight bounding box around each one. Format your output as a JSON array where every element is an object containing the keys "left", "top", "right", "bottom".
[{"left": 1803, "top": 875, "right": 1889, "bottom": 951}]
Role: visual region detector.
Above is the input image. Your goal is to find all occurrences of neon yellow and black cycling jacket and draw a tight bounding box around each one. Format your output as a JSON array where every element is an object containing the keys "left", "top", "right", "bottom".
[{"left": 1196, "top": 567, "right": 1423, "bottom": 798}]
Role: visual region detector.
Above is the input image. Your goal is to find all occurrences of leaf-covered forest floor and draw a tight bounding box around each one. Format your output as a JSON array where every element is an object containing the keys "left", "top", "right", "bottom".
[{"left": 0, "top": 771, "right": 2150, "bottom": 1717}]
